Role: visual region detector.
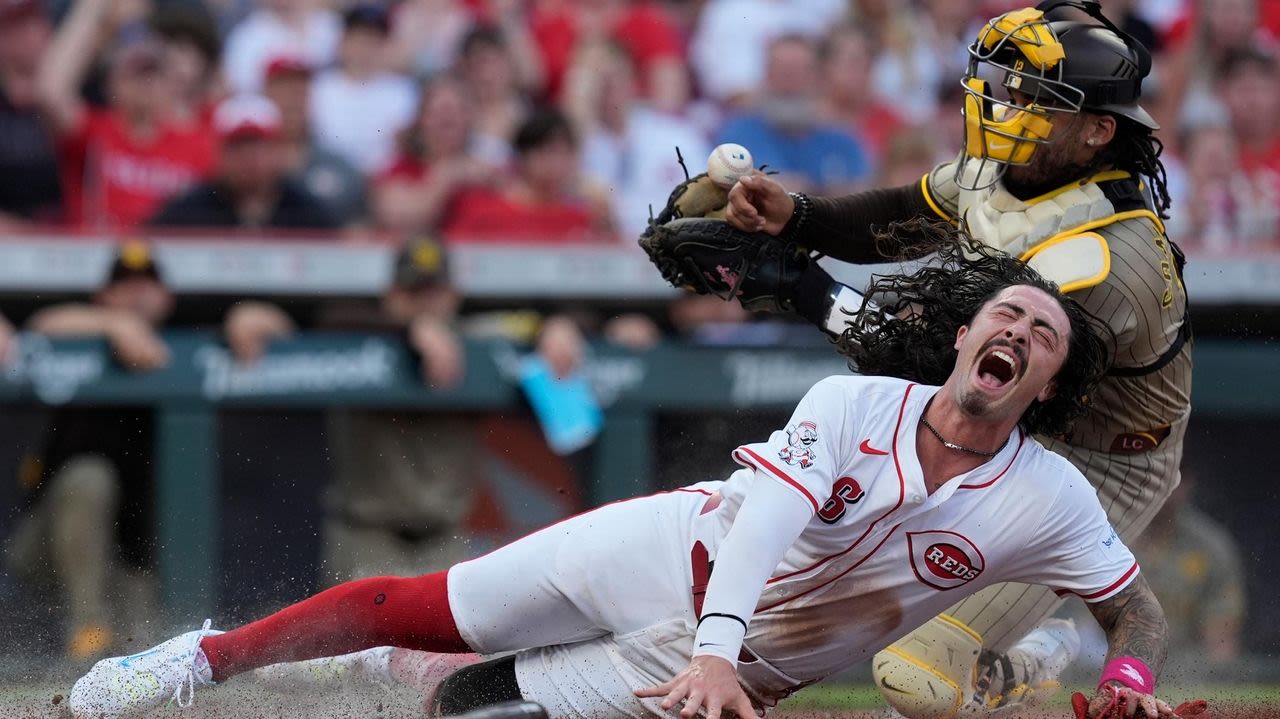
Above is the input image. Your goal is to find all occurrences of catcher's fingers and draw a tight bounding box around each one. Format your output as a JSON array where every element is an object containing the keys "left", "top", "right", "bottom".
[{"left": 725, "top": 178, "right": 764, "bottom": 232}]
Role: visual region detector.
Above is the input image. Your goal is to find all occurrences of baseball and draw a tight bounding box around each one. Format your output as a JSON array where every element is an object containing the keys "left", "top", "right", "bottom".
[{"left": 706, "top": 143, "right": 754, "bottom": 188}]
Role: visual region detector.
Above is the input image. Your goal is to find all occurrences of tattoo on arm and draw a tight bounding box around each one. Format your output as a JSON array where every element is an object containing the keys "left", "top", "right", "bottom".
[{"left": 1088, "top": 575, "right": 1169, "bottom": 676}]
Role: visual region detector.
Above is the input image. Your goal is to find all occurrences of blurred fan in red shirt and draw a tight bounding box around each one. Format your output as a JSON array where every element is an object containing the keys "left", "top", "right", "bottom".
[
  {"left": 532, "top": 0, "right": 688, "bottom": 112},
  {"left": 442, "top": 107, "right": 611, "bottom": 243},
  {"left": 36, "top": 0, "right": 215, "bottom": 230}
]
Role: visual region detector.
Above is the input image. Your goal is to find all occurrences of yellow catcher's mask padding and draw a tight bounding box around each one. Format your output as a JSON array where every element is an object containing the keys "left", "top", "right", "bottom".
[
  {"left": 872, "top": 615, "right": 984, "bottom": 719},
  {"left": 979, "top": 8, "right": 1065, "bottom": 70},
  {"left": 963, "top": 78, "right": 1055, "bottom": 165}
]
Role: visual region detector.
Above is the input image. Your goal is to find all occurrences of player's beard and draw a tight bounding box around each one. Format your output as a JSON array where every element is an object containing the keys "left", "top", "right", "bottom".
[
  {"left": 1002, "top": 149, "right": 1096, "bottom": 201},
  {"left": 957, "top": 386, "right": 994, "bottom": 419},
  {"left": 1001, "top": 115, "right": 1101, "bottom": 200}
]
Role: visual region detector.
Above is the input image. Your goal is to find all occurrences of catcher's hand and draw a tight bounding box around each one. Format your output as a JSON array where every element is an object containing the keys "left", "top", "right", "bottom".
[
  {"left": 1071, "top": 686, "right": 1210, "bottom": 719},
  {"left": 638, "top": 217, "right": 811, "bottom": 314}
]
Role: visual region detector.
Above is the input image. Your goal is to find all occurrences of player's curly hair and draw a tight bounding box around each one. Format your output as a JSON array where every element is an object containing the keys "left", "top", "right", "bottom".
[{"left": 834, "top": 218, "right": 1114, "bottom": 438}]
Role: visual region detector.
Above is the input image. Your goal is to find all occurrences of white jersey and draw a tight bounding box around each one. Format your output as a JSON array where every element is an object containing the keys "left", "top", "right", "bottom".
[
  {"left": 708, "top": 375, "right": 1136, "bottom": 684},
  {"left": 447, "top": 373, "right": 1138, "bottom": 717}
]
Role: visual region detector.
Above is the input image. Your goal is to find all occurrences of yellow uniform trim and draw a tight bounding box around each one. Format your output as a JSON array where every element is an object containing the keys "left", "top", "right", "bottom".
[
  {"left": 882, "top": 646, "right": 963, "bottom": 719},
  {"left": 920, "top": 174, "right": 953, "bottom": 222},
  {"left": 936, "top": 613, "right": 984, "bottom": 645},
  {"left": 1021, "top": 170, "right": 1133, "bottom": 206},
  {"left": 1019, "top": 231, "right": 1112, "bottom": 293}
]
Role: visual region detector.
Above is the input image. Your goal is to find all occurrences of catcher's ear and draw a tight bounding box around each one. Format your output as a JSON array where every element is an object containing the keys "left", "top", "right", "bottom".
[{"left": 954, "top": 325, "right": 968, "bottom": 351}]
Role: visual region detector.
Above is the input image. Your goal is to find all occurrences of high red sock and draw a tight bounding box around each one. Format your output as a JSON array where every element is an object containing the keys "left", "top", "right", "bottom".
[{"left": 199, "top": 571, "right": 470, "bottom": 682}]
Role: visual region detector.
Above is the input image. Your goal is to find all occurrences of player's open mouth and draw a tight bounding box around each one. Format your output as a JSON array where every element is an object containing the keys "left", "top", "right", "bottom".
[{"left": 975, "top": 347, "right": 1019, "bottom": 390}]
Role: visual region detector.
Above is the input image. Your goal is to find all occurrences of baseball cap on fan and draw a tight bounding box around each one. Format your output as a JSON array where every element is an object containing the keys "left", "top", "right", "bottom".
[
  {"left": 392, "top": 236, "right": 451, "bottom": 290},
  {"left": 111, "top": 23, "right": 165, "bottom": 74},
  {"left": 264, "top": 54, "right": 312, "bottom": 82},
  {"left": 213, "top": 94, "right": 283, "bottom": 142},
  {"left": 344, "top": 3, "right": 390, "bottom": 34},
  {"left": 105, "top": 240, "right": 164, "bottom": 286}
]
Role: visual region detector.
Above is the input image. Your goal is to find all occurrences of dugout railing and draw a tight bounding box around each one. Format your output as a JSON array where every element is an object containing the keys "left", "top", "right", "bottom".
[{"left": 0, "top": 333, "right": 1276, "bottom": 623}]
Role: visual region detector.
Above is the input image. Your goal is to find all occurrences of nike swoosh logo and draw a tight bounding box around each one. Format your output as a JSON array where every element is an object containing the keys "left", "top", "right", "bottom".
[
  {"left": 859, "top": 439, "right": 888, "bottom": 456},
  {"left": 119, "top": 646, "right": 162, "bottom": 668},
  {"left": 879, "top": 676, "right": 909, "bottom": 694},
  {"left": 697, "top": 642, "right": 722, "bottom": 648}
]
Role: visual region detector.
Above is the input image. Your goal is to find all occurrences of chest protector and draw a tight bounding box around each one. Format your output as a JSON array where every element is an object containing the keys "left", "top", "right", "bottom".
[{"left": 952, "top": 161, "right": 1164, "bottom": 293}]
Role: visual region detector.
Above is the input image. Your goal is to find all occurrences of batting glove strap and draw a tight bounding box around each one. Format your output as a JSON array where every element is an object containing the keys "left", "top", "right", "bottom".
[{"left": 1097, "top": 656, "right": 1155, "bottom": 693}]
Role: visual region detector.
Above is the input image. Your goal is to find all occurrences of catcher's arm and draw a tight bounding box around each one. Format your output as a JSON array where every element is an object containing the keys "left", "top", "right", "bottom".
[
  {"left": 727, "top": 174, "right": 943, "bottom": 263},
  {"left": 639, "top": 151, "right": 888, "bottom": 337},
  {"left": 1076, "top": 575, "right": 1181, "bottom": 718}
]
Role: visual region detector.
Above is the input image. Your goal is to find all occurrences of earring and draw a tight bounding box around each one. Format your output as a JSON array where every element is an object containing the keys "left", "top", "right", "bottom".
[{"left": 1087, "top": 139, "right": 1097, "bottom": 146}]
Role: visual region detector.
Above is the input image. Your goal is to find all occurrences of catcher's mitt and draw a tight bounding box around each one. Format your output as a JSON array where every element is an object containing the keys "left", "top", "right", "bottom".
[
  {"left": 638, "top": 217, "right": 811, "bottom": 314},
  {"left": 649, "top": 171, "right": 732, "bottom": 226}
]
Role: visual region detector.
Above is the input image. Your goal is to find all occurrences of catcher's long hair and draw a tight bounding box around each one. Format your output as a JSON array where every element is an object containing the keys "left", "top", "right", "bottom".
[
  {"left": 836, "top": 218, "right": 1113, "bottom": 437},
  {"left": 1097, "top": 118, "right": 1172, "bottom": 220}
]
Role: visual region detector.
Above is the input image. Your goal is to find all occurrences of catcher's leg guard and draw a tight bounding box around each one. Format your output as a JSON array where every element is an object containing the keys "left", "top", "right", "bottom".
[{"left": 872, "top": 614, "right": 983, "bottom": 719}]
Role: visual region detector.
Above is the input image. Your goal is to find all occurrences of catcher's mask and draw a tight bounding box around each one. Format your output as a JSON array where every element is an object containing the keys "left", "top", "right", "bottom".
[{"left": 958, "top": 0, "right": 1158, "bottom": 189}]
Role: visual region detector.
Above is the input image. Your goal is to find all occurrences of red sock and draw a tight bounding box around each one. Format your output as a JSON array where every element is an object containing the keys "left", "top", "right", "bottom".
[{"left": 199, "top": 571, "right": 470, "bottom": 682}]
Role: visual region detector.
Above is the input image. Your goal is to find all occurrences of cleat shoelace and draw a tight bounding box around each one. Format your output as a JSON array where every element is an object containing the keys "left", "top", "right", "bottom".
[{"left": 172, "top": 619, "right": 212, "bottom": 709}]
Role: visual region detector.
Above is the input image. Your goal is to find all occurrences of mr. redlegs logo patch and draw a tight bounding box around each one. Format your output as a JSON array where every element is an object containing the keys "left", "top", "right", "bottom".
[{"left": 907, "top": 530, "right": 986, "bottom": 590}]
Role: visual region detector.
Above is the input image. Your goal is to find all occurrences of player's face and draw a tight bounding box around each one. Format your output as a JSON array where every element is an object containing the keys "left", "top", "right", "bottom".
[
  {"left": 951, "top": 285, "right": 1071, "bottom": 422},
  {"left": 98, "top": 276, "right": 174, "bottom": 325},
  {"left": 998, "top": 89, "right": 1112, "bottom": 198}
]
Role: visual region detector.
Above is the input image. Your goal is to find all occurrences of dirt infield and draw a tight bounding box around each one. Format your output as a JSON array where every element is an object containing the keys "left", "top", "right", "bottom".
[{"left": 4, "top": 681, "right": 1278, "bottom": 719}]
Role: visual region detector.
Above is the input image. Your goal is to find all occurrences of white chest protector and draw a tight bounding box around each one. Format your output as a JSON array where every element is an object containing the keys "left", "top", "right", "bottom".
[{"left": 934, "top": 160, "right": 1164, "bottom": 293}]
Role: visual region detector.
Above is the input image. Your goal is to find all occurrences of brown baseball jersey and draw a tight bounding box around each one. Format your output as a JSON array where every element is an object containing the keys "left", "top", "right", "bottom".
[
  {"left": 924, "top": 161, "right": 1192, "bottom": 456},
  {"left": 914, "top": 160, "right": 1192, "bottom": 648}
]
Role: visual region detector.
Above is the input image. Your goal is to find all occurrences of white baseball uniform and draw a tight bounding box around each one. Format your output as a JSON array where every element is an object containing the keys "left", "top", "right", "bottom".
[{"left": 446, "top": 375, "right": 1137, "bottom": 719}]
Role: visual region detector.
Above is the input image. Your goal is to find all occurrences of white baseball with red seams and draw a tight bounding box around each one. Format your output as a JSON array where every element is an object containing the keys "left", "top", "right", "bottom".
[
  {"left": 438, "top": 375, "right": 1138, "bottom": 716},
  {"left": 706, "top": 143, "right": 754, "bottom": 188}
]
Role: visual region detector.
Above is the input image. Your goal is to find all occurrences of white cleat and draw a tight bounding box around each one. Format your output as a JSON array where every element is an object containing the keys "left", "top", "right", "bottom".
[
  {"left": 253, "top": 646, "right": 395, "bottom": 692},
  {"left": 961, "top": 619, "right": 1081, "bottom": 717},
  {"left": 1015, "top": 617, "right": 1081, "bottom": 684},
  {"left": 68, "top": 619, "right": 223, "bottom": 719}
]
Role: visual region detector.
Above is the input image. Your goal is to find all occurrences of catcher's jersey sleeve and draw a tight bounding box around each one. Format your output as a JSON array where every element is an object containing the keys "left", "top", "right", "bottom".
[
  {"left": 1014, "top": 462, "right": 1139, "bottom": 602},
  {"left": 731, "top": 377, "right": 858, "bottom": 512}
]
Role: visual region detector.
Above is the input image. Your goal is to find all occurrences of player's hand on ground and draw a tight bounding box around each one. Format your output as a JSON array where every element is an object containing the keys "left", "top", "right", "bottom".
[
  {"left": 635, "top": 655, "right": 758, "bottom": 719},
  {"left": 409, "top": 315, "right": 465, "bottom": 388},
  {"left": 725, "top": 173, "right": 793, "bottom": 236},
  {"left": 1073, "top": 685, "right": 1177, "bottom": 718},
  {"left": 108, "top": 313, "right": 170, "bottom": 371}
]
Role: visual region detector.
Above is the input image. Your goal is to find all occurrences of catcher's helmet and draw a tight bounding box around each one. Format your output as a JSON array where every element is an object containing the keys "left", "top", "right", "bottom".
[{"left": 958, "top": 0, "right": 1156, "bottom": 188}]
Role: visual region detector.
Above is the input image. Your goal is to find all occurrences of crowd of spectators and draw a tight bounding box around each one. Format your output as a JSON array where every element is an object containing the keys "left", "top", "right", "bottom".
[
  {"left": 0, "top": 0, "right": 1270, "bottom": 664},
  {"left": 0, "top": 0, "right": 1278, "bottom": 253}
]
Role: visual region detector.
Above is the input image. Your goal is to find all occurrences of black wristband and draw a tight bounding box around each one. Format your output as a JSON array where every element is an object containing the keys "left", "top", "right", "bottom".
[
  {"left": 780, "top": 191, "right": 813, "bottom": 242},
  {"left": 698, "top": 613, "right": 748, "bottom": 631},
  {"left": 792, "top": 262, "right": 837, "bottom": 328}
]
